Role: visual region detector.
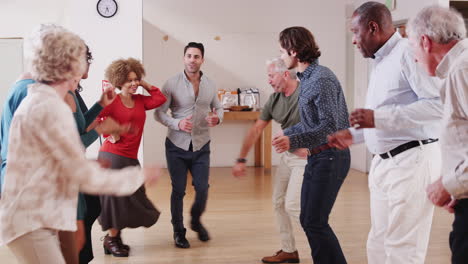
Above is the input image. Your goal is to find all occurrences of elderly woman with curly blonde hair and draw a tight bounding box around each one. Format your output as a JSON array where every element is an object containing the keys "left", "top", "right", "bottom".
[
  {"left": 97, "top": 58, "right": 166, "bottom": 257},
  {"left": 0, "top": 25, "right": 159, "bottom": 264}
]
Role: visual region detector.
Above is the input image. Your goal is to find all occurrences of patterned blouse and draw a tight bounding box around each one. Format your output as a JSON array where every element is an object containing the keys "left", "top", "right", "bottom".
[{"left": 0, "top": 83, "right": 145, "bottom": 245}]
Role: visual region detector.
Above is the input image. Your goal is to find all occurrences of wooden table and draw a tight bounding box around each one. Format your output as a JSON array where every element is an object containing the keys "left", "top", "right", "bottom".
[{"left": 223, "top": 111, "right": 272, "bottom": 169}]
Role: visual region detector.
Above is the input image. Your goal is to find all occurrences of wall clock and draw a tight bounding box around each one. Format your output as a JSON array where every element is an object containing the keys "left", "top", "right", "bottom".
[{"left": 97, "top": 0, "right": 118, "bottom": 18}]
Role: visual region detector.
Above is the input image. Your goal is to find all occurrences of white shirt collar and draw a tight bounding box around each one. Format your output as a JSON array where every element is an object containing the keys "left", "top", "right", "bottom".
[
  {"left": 374, "top": 32, "right": 402, "bottom": 60},
  {"left": 436, "top": 39, "right": 468, "bottom": 79}
]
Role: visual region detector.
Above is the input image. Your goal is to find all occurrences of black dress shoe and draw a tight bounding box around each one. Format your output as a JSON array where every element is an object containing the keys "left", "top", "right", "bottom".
[
  {"left": 174, "top": 229, "right": 190, "bottom": 248},
  {"left": 191, "top": 222, "right": 210, "bottom": 242}
]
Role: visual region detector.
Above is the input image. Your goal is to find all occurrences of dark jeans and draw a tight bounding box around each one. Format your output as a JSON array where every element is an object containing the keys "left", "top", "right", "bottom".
[
  {"left": 300, "top": 148, "right": 350, "bottom": 264},
  {"left": 165, "top": 138, "right": 210, "bottom": 232},
  {"left": 79, "top": 194, "right": 101, "bottom": 264},
  {"left": 450, "top": 198, "right": 468, "bottom": 264}
]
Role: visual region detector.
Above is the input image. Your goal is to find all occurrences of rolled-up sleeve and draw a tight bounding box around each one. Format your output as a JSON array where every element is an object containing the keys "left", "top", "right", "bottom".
[{"left": 154, "top": 82, "right": 181, "bottom": 131}]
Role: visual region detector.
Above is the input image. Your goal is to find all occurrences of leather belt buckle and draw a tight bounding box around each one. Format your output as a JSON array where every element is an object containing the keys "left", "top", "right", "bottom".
[{"left": 308, "top": 144, "right": 332, "bottom": 156}]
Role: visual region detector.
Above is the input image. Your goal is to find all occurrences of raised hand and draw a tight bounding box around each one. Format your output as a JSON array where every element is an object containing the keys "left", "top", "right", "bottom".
[
  {"left": 99, "top": 86, "right": 117, "bottom": 107},
  {"left": 140, "top": 79, "right": 153, "bottom": 91},
  {"left": 179, "top": 115, "right": 193, "bottom": 133},
  {"left": 205, "top": 108, "right": 219, "bottom": 127}
]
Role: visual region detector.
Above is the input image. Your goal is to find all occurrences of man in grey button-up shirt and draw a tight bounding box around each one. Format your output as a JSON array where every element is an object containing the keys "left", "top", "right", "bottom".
[{"left": 154, "top": 42, "right": 223, "bottom": 249}]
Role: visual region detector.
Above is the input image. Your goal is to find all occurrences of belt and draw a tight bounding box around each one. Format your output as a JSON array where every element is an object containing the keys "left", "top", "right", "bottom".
[
  {"left": 308, "top": 144, "right": 333, "bottom": 156},
  {"left": 379, "top": 139, "right": 438, "bottom": 159}
]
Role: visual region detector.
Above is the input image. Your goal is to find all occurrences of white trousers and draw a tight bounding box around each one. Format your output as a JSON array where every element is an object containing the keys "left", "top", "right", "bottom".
[
  {"left": 367, "top": 142, "right": 441, "bottom": 264},
  {"left": 272, "top": 151, "right": 307, "bottom": 253},
  {"left": 8, "top": 228, "right": 65, "bottom": 264}
]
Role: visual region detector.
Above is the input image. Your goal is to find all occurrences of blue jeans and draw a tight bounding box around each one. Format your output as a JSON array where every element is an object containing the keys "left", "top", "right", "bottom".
[
  {"left": 165, "top": 138, "right": 210, "bottom": 232},
  {"left": 300, "top": 148, "right": 350, "bottom": 264}
]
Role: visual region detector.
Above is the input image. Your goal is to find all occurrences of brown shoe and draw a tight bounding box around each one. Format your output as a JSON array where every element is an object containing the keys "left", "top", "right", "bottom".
[
  {"left": 261, "top": 250, "right": 300, "bottom": 263},
  {"left": 103, "top": 235, "right": 129, "bottom": 257}
]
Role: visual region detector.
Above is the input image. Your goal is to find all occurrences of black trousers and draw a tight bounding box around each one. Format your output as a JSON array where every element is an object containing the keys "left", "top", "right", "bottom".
[
  {"left": 165, "top": 138, "right": 210, "bottom": 232},
  {"left": 79, "top": 194, "right": 101, "bottom": 264},
  {"left": 450, "top": 198, "right": 468, "bottom": 264}
]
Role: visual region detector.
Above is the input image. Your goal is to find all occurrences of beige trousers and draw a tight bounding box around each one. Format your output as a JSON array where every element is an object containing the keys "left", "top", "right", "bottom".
[
  {"left": 272, "top": 151, "right": 307, "bottom": 253},
  {"left": 8, "top": 228, "right": 66, "bottom": 264}
]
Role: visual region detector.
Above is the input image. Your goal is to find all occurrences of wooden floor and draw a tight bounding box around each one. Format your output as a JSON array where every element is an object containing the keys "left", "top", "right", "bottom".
[{"left": 0, "top": 167, "right": 453, "bottom": 263}]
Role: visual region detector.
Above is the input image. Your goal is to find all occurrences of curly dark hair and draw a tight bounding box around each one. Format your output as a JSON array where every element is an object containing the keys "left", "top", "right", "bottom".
[
  {"left": 105, "top": 58, "right": 145, "bottom": 89},
  {"left": 86, "top": 45, "right": 93, "bottom": 65},
  {"left": 279, "top": 26, "right": 321, "bottom": 63}
]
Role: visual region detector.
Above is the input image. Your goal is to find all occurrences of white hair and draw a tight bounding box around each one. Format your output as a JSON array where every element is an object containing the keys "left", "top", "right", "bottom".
[
  {"left": 26, "top": 24, "right": 86, "bottom": 83},
  {"left": 407, "top": 5, "right": 466, "bottom": 44},
  {"left": 266, "top": 57, "right": 296, "bottom": 79},
  {"left": 23, "top": 24, "right": 61, "bottom": 72}
]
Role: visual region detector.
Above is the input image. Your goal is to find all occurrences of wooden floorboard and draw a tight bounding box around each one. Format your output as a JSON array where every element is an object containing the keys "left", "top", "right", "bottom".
[{"left": 0, "top": 168, "right": 453, "bottom": 263}]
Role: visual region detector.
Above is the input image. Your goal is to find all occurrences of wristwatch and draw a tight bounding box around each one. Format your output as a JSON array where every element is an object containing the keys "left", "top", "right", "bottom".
[{"left": 236, "top": 158, "right": 247, "bottom": 163}]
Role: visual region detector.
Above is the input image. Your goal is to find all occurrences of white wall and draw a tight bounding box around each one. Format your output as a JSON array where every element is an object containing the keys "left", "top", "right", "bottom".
[
  {"left": 0, "top": 0, "right": 143, "bottom": 160},
  {"left": 0, "top": 0, "right": 68, "bottom": 38},
  {"left": 0, "top": 39, "right": 23, "bottom": 106},
  {"left": 142, "top": 0, "right": 349, "bottom": 167}
]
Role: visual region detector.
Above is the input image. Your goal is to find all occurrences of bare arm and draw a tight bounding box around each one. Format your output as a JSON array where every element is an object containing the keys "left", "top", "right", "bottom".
[
  {"left": 238, "top": 119, "right": 270, "bottom": 159},
  {"left": 232, "top": 119, "right": 270, "bottom": 177}
]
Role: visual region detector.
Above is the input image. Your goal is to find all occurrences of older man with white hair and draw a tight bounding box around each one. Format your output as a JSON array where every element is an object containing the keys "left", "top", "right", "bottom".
[
  {"left": 408, "top": 6, "right": 468, "bottom": 264},
  {"left": 232, "top": 58, "right": 307, "bottom": 264}
]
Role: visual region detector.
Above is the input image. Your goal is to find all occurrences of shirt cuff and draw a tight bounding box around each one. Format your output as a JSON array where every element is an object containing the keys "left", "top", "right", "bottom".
[
  {"left": 373, "top": 109, "right": 386, "bottom": 129},
  {"left": 170, "top": 118, "right": 181, "bottom": 131},
  {"left": 217, "top": 112, "right": 223, "bottom": 124},
  {"left": 443, "top": 173, "right": 465, "bottom": 199},
  {"left": 289, "top": 134, "right": 300, "bottom": 150},
  {"left": 348, "top": 127, "right": 364, "bottom": 144}
]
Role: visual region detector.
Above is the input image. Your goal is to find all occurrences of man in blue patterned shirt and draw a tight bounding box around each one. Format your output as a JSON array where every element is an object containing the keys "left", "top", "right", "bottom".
[{"left": 272, "top": 26, "right": 351, "bottom": 264}]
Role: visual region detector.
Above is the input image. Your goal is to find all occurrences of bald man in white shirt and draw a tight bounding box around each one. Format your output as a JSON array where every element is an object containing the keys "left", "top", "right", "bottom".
[{"left": 328, "top": 2, "right": 443, "bottom": 264}]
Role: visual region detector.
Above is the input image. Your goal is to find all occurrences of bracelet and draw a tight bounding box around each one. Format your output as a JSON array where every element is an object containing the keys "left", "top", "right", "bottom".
[{"left": 236, "top": 158, "right": 247, "bottom": 163}]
